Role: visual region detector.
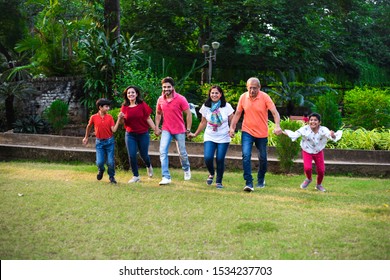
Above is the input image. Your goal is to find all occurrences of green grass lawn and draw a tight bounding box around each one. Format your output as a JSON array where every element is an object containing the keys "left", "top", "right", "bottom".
[{"left": 0, "top": 161, "right": 389, "bottom": 260}]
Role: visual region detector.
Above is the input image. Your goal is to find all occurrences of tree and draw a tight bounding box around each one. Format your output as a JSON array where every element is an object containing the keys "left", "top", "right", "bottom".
[{"left": 104, "top": 0, "right": 120, "bottom": 39}]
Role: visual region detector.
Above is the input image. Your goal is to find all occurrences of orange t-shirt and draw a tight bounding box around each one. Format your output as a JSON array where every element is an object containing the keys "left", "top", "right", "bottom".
[{"left": 237, "top": 91, "right": 276, "bottom": 138}]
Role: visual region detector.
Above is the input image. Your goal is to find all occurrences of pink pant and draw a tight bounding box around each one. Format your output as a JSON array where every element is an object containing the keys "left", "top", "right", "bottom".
[{"left": 302, "top": 150, "right": 325, "bottom": 185}]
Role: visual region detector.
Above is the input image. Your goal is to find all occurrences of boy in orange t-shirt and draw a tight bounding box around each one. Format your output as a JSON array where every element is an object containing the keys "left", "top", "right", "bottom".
[
  {"left": 83, "top": 98, "right": 122, "bottom": 184},
  {"left": 229, "top": 77, "right": 282, "bottom": 192}
]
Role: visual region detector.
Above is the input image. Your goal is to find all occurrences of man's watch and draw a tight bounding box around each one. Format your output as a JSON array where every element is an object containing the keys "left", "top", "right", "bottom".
[{"left": 186, "top": 129, "right": 191, "bottom": 133}]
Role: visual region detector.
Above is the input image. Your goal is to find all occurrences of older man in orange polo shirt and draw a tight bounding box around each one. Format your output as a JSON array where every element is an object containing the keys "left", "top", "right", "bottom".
[{"left": 229, "top": 77, "right": 282, "bottom": 192}]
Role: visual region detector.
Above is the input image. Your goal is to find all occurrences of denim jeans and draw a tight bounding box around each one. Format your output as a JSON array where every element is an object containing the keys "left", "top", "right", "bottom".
[
  {"left": 241, "top": 131, "right": 268, "bottom": 187},
  {"left": 159, "top": 130, "right": 190, "bottom": 179},
  {"left": 125, "top": 131, "right": 151, "bottom": 177},
  {"left": 95, "top": 136, "right": 115, "bottom": 178},
  {"left": 204, "top": 141, "right": 230, "bottom": 184}
]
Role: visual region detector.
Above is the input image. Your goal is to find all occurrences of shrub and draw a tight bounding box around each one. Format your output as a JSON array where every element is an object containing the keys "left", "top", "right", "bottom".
[
  {"left": 44, "top": 100, "right": 69, "bottom": 133},
  {"left": 343, "top": 86, "right": 390, "bottom": 130},
  {"left": 13, "top": 115, "right": 50, "bottom": 134},
  {"left": 331, "top": 128, "right": 390, "bottom": 150},
  {"left": 313, "top": 92, "right": 342, "bottom": 131},
  {"left": 274, "top": 118, "right": 303, "bottom": 173},
  {"left": 114, "top": 66, "right": 161, "bottom": 115}
]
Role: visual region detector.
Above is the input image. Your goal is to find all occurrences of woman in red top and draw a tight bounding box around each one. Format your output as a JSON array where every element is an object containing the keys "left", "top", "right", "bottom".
[{"left": 119, "top": 86, "right": 156, "bottom": 183}]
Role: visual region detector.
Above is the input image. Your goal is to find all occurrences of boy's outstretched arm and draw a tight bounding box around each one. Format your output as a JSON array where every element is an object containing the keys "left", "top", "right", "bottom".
[{"left": 83, "top": 123, "right": 93, "bottom": 145}]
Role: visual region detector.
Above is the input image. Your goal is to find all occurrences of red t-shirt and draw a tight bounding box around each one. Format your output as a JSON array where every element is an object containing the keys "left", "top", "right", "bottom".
[
  {"left": 88, "top": 113, "right": 115, "bottom": 139},
  {"left": 156, "top": 92, "right": 189, "bottom": 134},
  {"left": 121, "top": 102, "right": 152, "bottom": 134}
]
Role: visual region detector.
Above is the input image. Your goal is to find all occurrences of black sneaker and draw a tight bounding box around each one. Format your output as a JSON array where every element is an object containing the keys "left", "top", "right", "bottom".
[
  {"left": 97, "top": 170, "right": 104, "bottom": 180},
  {"left": 109, "top": 177, "right": 117, "bottom": 184}
]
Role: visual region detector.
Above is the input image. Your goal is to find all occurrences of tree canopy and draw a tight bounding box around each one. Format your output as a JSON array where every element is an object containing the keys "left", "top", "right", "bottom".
[{"left": 1, "top": 0, "right": 389, "bottom": 86}]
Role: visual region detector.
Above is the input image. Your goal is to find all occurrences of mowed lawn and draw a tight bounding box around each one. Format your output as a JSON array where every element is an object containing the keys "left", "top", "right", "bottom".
[{"left": 0, "top": 161, "right": 389, "bottom": 260}]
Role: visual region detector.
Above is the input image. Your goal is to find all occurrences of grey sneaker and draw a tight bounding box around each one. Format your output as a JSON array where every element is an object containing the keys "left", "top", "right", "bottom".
[
  {"left": 159, "top": 177, "right": 172, "bottom": 185},
  {"left": 184, "top": 168, "right": 191, "bottom": 180},
  {"left": 128, "top": 176, "right": 140, "bottom": 183},
  {"left": 243, "top": 185, "right": 254, "bottom": 192},
  {"left": 256, "top": 180, "right": 266, "bottom": 188},
  {"left": 300, "top": 179, "right": 312, "bottom": 189},
  {"left": 206, "top": 175, "right": 214, "bottom": 185},
  {"left": 316, "top": 184, "right": 326, "bottom": 192},
  {"left": 146, "top": 165, "right": 153, "bottom": 178},
  {"left": 216, "top": 183, "right": 223, "bottom": 189}
]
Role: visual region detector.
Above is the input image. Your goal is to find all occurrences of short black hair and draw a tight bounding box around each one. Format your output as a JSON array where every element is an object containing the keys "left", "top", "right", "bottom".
[
  {"left": 96, "top": 98, "right": 111, "bottom": 109},
  {"left": 308, "top": 112, "right": 321, "bottom": 122}
]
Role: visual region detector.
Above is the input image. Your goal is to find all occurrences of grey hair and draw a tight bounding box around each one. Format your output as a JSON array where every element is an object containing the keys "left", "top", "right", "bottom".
[{"left": 246, "top": 77, "right": 261, "bottom": 87}]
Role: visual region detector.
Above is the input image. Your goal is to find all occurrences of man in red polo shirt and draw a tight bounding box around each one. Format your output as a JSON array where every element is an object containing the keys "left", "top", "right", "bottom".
[{"left": 155, "top": 77, "right": 192, "bottom": 185}]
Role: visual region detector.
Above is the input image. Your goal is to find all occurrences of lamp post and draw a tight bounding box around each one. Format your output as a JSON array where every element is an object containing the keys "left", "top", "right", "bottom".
[{"left": 202, "top": 41, "right": 220, "bottom": 84}]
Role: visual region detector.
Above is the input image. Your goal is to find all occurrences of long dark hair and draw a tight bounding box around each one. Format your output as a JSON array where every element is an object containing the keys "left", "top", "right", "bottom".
[
  {"left": 122, "top": 85, "right": 144, "bottom": 106},
  {"left": 204, "top": 85, "right": 227, "bottom": 108}
]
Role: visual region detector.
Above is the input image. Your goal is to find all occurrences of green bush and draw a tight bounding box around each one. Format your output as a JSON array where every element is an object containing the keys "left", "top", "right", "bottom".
[
  {"left": 343, "top": 86, "right": 390, "bottom": 130},
  {"left": 313, "top": 92, "right": 342, "bottom": 131},
  {"left": 44, "top": 100, "right": 69, "bottom": 133},
  {"left": 114, "top": 66, "right": 161, "bottom": 115},
  {"left": 330, "top": 128, "right": 390, "bottom": 150},
  {"left": 274, "top": 118, "right": 303, "bottom": 173},
  {"left": 13, "top": 115, "right": 50, "bottom": 134}
]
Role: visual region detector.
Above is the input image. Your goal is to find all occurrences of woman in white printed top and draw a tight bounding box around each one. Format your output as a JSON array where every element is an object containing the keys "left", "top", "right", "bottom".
[
  {"left": 283, "top": 112, "right": 342, "bottom": 192},
  {"left": 188, "top": 85, "right": 234, "bottom": 189}
]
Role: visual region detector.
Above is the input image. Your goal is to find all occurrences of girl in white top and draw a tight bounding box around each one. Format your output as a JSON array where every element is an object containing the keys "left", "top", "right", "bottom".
[
  {"left": 283, "top": 112, "right": 342, "bottom": 192},
  {"left": 188, "top": 86, "right": 234, "bottom": 188}
]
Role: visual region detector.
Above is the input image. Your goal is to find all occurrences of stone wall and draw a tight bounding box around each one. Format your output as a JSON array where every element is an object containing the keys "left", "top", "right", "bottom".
[{"left": 28, "top": 76, "right": 87, "bottom": 123}]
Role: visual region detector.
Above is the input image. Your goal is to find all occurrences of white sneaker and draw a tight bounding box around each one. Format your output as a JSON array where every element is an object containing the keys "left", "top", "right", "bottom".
[
  {"left": 128, "top": 176, "right": 140, "bottom": 183},
  {"left": 184, "top": 168, "right": 191, "bottom": 180},
  {"left": 159, "top": 177, "right": 171, "bottom": 185},
  {"left": 146, "top": 165, "right": 153, "bottom": 178}
]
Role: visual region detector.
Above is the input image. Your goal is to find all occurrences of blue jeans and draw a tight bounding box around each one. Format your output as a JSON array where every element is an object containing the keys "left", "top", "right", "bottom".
[
  {"left": 125, "top": 131, "right": 151, "bottom": 177},
  {"left": 204, "top": 141, "right": 230, "bottom": 184},
  {"left": 241, "top": 131, "right": 268, "bottom": 187},
  {"left": 159, "top": 130, "right": 190, "bottom": 179},
  {"left": 95, "top": 136, "right": 115, "bottom": 178}
]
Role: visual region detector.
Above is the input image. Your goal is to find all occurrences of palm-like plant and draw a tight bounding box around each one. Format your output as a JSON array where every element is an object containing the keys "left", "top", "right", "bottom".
[
  {"left": 264, "top": 69, "right": 337, "bottom": 116},
  {"left": 0, "top": 65, "right": 39, "bottom": 130},
  {"left": 78, "top": 26, "right": 142, "bottom": 113}
]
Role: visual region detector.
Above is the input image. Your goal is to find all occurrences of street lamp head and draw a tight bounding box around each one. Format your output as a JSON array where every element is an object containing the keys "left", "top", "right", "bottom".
[
  {"left": 202, "top": 44, "right": 210, "bottom": 52},
  {"left": 211, "top": 41, "right": 220, "bottom": 50}
]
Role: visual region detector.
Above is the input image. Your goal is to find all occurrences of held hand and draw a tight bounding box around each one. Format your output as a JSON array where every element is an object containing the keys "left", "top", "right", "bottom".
[
  {"left": 155, "top": 127, "right": 161, "bottom": 136},
  {"left": 229, "top": 129, "right": 235, "bottom": 138},
  {"left": 273, "top": 127, "right": 283, "bottom": 136},
  {"left": 187, "top": 132, "right": 196, "bottom": 139},
  {"left": 82, "top": 137, "right": 88, "bottom": 145},
  {"left": 118, "top": 112, "right": 125, "bottom": 119},
  {"left": 330, "top": 130, "right": 335, "bottom": 139}
]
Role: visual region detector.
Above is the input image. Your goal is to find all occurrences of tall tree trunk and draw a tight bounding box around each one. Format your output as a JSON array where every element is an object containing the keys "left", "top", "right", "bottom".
[
  {"left": 103, "top": 0, "right": 120, "bottom": 99},
  {"left": 104, "top": 0, "right": 120, "bottom": 40},
  {"left": 1, "top": 42, "right": 16, "bottom": 130},
  {"left": 5, "top": 95, "right": 15, "bottom": 130}
]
